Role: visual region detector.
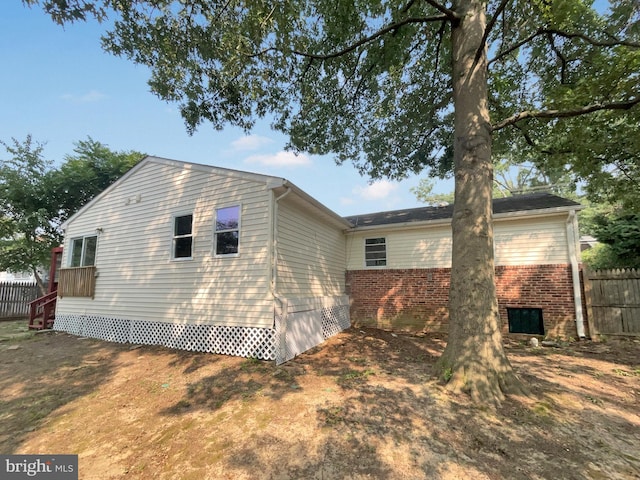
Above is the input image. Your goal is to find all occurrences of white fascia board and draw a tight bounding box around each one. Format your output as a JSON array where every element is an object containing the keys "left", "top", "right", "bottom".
[
  {"left": 60, "top": 154, "right": 152, "bottom": 230},
  {"left": 345, "top": 205, "right": 583, "bottom": 235},
  {"left": 151, "top": 156, "right": 283, "bottom": 185},
  {"left": 276, "top": 180, "right": 353, "bottom": 229},
  {"left": 60, "top": 155, "right": 286, "bottom": 230},
  {"left": 493, "top": 205, "right": 584, "bottom": 220},
  {"left": 345, "top": 217, "right": 452, "bottom": 235}
]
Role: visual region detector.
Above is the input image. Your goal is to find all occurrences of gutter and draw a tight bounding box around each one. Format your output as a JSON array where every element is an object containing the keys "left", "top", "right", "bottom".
[
  {"left": 566, "top": 210, "right": 586, "bottom": 338},
  {"left": 346, "top": 207, "right": 581, "bottom": 234}
]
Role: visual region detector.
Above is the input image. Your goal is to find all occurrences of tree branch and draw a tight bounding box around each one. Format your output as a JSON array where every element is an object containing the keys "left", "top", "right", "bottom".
[
  {"left": 490, "top": 27, "right": 640, "bottom": 64},
  {"left": 546, "top": 28, "right": 640, "bottom": 48},
  {"left": 546, "top": 32, "right": 569, "bottom": 84},
  {"left": 431, "top": 21, "right": 447, "bottom": 85},
  {"left": 248, "top": 16, "right": 450, "bottom": 60},
  {"left": 489, "top": 30, "right": 540, "bottom": 64},
  {"left": 492, "top": 97, "right": 640, "bottom": 131},
  {"left": 422, "top": 0, "right": 460, "bottom": 22},
  {"left": 475, "top": 0, "right": 512, "bottom": 65}
]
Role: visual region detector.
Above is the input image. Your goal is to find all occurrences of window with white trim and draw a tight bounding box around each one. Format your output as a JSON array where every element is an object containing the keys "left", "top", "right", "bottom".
[
  {"left": 69, "top": 235, "right": 98, "bottom": 267},
  {"left": 215, "top": 205, "right": 240, "bottom": 255},
  {"left": 172, "top": 213, "right": 193, "bottom": 259},
  {"left": 365, "top": 237, "right": 386, "bottom": 267}
]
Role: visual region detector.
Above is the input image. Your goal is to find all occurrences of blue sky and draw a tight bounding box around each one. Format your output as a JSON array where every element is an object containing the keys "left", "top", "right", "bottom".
[{"left": 1, "top": 2, "right": 454, "bottom": 217}]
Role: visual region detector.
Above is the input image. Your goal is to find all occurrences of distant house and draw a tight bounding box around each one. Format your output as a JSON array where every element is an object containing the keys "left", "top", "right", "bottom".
[
  {"left": 0, "top": 271, "right": 35, "bottom": 283},
  {"left": 54, "top": 156, "right": 585, "bottom": 362}
]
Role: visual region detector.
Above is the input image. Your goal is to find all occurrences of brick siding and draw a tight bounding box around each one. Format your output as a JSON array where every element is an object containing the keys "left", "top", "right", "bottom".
[{"left": 346, "top": 264, "right": 582, "bottom": 338}]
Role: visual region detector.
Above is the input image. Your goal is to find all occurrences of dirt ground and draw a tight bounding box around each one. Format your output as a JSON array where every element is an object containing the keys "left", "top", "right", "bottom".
[{"left": 1, "top": 320, "right": 639, "bottom": 480}]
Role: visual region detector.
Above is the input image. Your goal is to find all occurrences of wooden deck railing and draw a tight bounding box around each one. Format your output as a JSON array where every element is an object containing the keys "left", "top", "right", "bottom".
[
  {"left": 58, "top": 266, "right": 97, "bottom": 298},
  {"left": 28, "top": 291, "right": 57, "bottom": 330}
]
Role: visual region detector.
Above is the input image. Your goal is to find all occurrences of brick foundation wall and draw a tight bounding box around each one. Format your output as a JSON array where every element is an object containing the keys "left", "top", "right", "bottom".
[{"left": 346, "top": 264, "right": 581, "bottom": 338}]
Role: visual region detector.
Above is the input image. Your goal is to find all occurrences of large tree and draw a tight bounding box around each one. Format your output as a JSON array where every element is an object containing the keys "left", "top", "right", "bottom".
[
  {"left": 0, "top": 136, "right": 57, "bottom": 292},
  {"left": 26, "top": 0, "right": 640, "bottom": 405},
  {"left": 0, "top": 136, "right": 143, "bottom": 293}
]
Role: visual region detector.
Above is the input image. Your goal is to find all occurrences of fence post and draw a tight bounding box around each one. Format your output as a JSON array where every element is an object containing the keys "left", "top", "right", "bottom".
[{"left": 581, "top": 266, "right": 599, "bottom": 341}]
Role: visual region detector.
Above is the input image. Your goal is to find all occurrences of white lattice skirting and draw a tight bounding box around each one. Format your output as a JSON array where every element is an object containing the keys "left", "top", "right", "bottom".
[
  {"left": 54, "top": 299, "right": 350, "bottom": 363},
  {"left": 54, "top": 315, "right": 277, "bottom": 360},
  {"left": 275, "top": 296, "right": 351, "bottom": 364}
]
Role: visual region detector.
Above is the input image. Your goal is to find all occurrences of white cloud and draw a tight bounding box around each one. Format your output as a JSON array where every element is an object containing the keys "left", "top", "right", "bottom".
[
  {"left": 352, "top": 180, "right": 399, "bottom": 200},
  {"left": 231, "top": 134, "right": 274, "bottom": 151},
  {"left": 244, "top": 151, "right": 312, "bottom": 167},
  {"left": 60, "top": 90, "right": 106, "bottom": 103}
]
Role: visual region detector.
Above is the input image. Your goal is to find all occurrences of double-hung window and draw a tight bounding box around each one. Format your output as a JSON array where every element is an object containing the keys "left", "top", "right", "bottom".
[
  {"left": 215, "top": 205, "right": 240, "bottom": 255},
  {"left": 365, "top": 237, "right": 386, "bottom": 267},
  {"left": 69, "top": 235, "right": 98, "bottom": 267},
  {"left": 172, "top": 213, "right": 193, "bottom": 259}
]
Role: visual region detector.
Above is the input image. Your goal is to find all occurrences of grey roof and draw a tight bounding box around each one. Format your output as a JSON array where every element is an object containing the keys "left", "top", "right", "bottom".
[{"left": 344, "top": 193, "right": 581, "bottom": 228}]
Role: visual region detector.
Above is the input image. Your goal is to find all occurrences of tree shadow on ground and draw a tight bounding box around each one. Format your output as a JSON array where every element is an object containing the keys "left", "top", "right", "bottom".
[
  {"left": 0, "top": 332, "right": 122, "bottom": 453},
  {"left": 155, "top": 328, "right": 639, "bottom": 478},
  {"left": 2, "top": 327, "right": 638, "bottom": 479},
  {"left": 159, "top": 356, "right": 307, "bottom": 415}
]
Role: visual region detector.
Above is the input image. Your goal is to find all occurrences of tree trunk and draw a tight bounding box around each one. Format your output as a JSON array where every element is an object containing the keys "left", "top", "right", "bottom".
[
  {"left": 33, "top": 267, "right": 47, "bottom": 296},
  {"left": 435, "top": 0, "right": 527, "bottom": 406}
]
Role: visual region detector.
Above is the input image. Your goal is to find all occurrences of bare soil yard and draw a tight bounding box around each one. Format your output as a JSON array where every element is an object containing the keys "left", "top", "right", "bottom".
[{"left": 1, "top": 320, "right": 639, "bottom": 479}]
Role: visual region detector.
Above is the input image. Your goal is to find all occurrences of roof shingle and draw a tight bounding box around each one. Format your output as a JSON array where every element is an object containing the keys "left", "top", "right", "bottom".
[{"left": 344, "top": 193, "right": 581, "bottom": 228}]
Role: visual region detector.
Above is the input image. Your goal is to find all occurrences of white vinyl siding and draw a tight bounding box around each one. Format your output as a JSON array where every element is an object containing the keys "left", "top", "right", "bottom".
[
  {"left": 58, "top": 160, "right": 274, "bottom": 328},
  {"left": 346, "top": 215, "right": 570, "bottom": 270},
  {"left": 494, "top": 216, "right": 569, "bottom": 265},
  {"left": 276, "top": 199, "right": 346, "bottom": 297},
  {"left": 346, "top": 224, "right": 451, "bottom": 269}
]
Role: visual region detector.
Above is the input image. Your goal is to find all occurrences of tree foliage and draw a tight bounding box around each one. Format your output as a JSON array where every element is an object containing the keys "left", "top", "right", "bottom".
[
  {"left": 0, "top": 136, "right": 143, "bottom": 292},
  {"left": 23, "top": 0, "right": 639, "bottom": 405},
  {"left": 24, "top": 0, "right": 639, "bottom": 183},
  {"left": 582, "top": 208, "right": 640, "bottom": 269},
  {"left": 412, "top": 158, "right": 578, "bottom": 205},
  {"left": 47, "top": 138, "right": 144, "bottom": 223},
  {"left": 0, "top": 136, "right": 57, "bottom": 291}
]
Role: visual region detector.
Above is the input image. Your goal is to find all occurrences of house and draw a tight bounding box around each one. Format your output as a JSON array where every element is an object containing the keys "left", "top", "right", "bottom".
[
  {"left": 53, "top": 156, "right": 585, "bottom": 363},
  {"left": 54, "top": 156, "right": 351, "bottom": 364},
  {"left": 0, "top": 271, "right": 35, "bottom": 283},
  {"left": 345, "top": 194, "right": 585, "bottom": 338}
]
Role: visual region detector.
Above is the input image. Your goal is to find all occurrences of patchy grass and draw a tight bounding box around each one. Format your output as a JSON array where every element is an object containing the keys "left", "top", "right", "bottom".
[{"left": 1, "top": 326, "right": 639, "bottom": 479}]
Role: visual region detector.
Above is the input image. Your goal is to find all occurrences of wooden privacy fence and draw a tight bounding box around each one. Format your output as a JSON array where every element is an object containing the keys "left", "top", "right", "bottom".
[
  {"left": 583, "top": 268, "right": 640, "bottom": 338},
  {"left": 0, "top": 282, "right": 40, "bottom": 319}
]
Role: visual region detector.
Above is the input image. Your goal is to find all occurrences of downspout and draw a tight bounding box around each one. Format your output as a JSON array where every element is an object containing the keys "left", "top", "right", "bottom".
[
  {"left": 272, "top": 185, "right": 292, "bottom": 299},
  {"left": 272, "top": 186, "right": 291, "bottom": 362},
  {"left": 566, "top": 210, "right": 586, "bottom": 338}
]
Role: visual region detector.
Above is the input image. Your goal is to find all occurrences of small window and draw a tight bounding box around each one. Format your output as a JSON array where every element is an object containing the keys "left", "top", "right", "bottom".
[
  {"left": 69, "top": 235, "right": 98, "bottom": 267},
  {"left": 172, "top": 214, "right": 193, "bottom": 259},
  {"left": 507, "top": 308, "right": 544, "bottom": 335},
  {"left": 215, "top": 206, "right": 240, "bottom": 255},
  {"left": 365, "top": 237, "right": 386, "bottom": 267}
]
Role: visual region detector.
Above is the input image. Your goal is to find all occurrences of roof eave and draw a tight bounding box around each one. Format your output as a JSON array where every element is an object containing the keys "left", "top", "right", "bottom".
[
  {"left": 346, "top": 204, "right": 583, "bottom": 234},
  {"left": 277, "top": 180, "right": 353, "bottom": 229}
]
